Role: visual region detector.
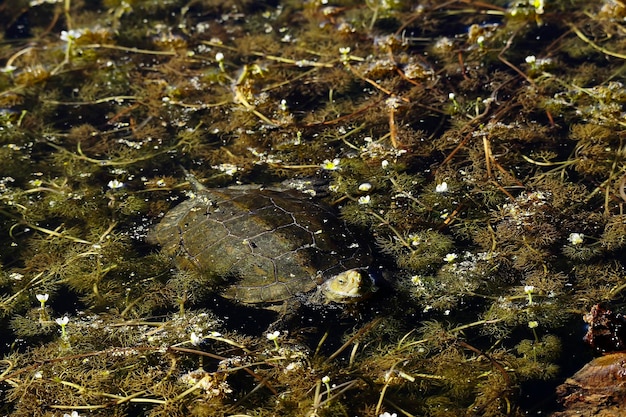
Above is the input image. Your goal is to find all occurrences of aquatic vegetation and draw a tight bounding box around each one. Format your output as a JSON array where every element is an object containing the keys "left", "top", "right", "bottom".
[{"left": 1, "top": 0, "right": 626, "bottom": 415}]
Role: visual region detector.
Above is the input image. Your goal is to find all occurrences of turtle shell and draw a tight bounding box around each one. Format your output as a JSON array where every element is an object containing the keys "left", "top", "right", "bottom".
[
  {"left": 149, "top": 186, "right": 371, "bottom": 304},
  {"left": 555, "top": 353, "right": 626, "bottom": 416}
]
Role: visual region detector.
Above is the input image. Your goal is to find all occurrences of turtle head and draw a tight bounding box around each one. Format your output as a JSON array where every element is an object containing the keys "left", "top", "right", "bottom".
[{"left": 321, "top": 269, "right": 377, "bottom": 303}]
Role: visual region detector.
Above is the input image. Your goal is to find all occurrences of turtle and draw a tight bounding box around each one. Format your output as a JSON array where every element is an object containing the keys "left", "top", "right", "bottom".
[{"left": 148, "top": 172, "right": 375, "bottom": 309}]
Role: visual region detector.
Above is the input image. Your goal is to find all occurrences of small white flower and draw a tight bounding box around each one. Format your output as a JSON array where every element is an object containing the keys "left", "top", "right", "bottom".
[
  {"left": 36, "top": 294, "right": 49, "bottom": 303},
  {"left": 524, "top": 285, "right": 535, "bottom": 305},
  {"left": 528, "top": 321, "right": 539, "bottom": 329},
  {"left": 444, "top": 253, "right": 457, "bottom": 263},
  {"left": 107, "top": 179, "right": 124, "bottom": 189},
  {"left": 60, "top": 29, "right": 82, "bottom": 42},
  {"left": 409, "top": 234, "right": 421, "bottom": 246},
  {"left": 378, "top": 412, "right": 398, "bottom": 417},
  {"left": 215, "top": 52, "right": 224, "bottom": 62},
  {"left": 0, "top": 65, "right": 17, "bottom": 73},
  {"left": 63, "top": 411, "right": 81, "bottom": 417},
  {"left": 190, "top": 332, "right": 203, "bottom": 346},
  {"left": 435, "top": 182, "right": 448, "bottom": 193},
  {"left": 358, "top": 195, "right": 371, "bottom": 205},
  {"left": 568, "top": 233, "right": 584, "bottom": 245},
  {"left": 358, "top": 182, "right": 372, "bottom": 192},
  {"left": 34, "top": 371, "right": 43, "bottom": 379},
  {"left": 339, "top": 46, "right": 351, "bottom": 55},
  {"left": 381, "top": 160, "right": 390, "bottom": 169},
  {"left": 266, "top": 330, "right": 280, "bottom": 341},
  {"left": 9, "top": 272, "right": 24, "bottom": 281},
  {"left": 321, "top": 158, "right": 341, "bottom": 171},
  {"left": 56, "top": 316, "right": 69, "bottom": 326},
  {"left": 322, "top": 375, "right": 331, "bottom": 384},
  {"left": 448, "top": 93, "right": 455, "bottom": 100},
  {"left": 386, "top": 96, "right": 400, "bottom": 109},
  {"left": 525, "top": 55, "right": 536, "bottom": 64}
]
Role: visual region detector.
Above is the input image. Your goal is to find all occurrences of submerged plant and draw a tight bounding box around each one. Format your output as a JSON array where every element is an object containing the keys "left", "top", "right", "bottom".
[{"left": 2, "top": 0, "right": 626, "bottom": 415}]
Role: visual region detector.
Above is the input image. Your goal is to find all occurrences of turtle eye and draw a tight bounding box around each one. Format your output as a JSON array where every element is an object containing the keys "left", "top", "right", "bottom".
[{"left": 337, "top": 278, "right": 345, "bottom": 285}]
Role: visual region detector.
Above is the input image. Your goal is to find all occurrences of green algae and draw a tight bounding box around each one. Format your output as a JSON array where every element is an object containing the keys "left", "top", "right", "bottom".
[{"left": 1, "top": 0, "right": 626, "bottom": 416}]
